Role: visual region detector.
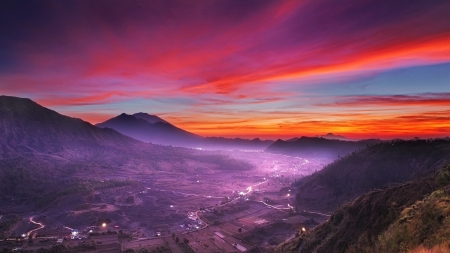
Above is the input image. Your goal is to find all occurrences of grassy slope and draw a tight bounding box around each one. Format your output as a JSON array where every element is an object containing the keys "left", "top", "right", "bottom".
[
  {"left": 273, "top": 165, "right": 450, "bottom": 253},
  {"left": 365, "top": 166, "right": 450, "bottom": 253}
]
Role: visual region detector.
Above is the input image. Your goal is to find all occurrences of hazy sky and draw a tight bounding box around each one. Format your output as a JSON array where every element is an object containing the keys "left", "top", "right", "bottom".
[{"left": 1, "top": 0, "right": 450, "bottom": 139}]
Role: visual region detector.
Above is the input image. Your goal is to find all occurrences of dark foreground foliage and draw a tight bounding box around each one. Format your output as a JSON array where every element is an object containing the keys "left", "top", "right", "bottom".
[{"left": 274, "top": 165, "right": 450, "bottom": 253}]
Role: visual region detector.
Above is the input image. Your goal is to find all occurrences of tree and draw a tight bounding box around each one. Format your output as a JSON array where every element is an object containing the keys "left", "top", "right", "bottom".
[
  {"left": 183, "top": 238, "right": 189, "bottom": 244},
  {"left": 175, "top": 237, "right": 179, "bottom": 244},
  {"left": 238, "top": 228, "right": 242, "bottom": 233},
  {"left": 172, "top": 232, "right": 175, "bottom": 240}
]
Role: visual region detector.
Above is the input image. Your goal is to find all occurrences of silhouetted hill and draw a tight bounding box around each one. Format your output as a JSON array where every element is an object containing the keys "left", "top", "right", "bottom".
[
  {"left": 97, "top": 114, "right": 274, "bottom": 150},
  {"left": 316, "top": 133, "right": 348, "bottom": 140},
  {"left": 0, "top": 96, "right": 140, "bottom": 159},
  {"left": 287, "top": 134, "right": 348, "bottom": 143},
  {"left": 275, "top": 164, "right": 450, "bottom": 253},
  {"left": 96, "top": 113, "right": 202, "bottom": 147},
  {"left": 294, "top": 139, "right": 450, "bottom": 211},
  {"left": 265, "top": 137, "right": 379, "bottom": 159}
]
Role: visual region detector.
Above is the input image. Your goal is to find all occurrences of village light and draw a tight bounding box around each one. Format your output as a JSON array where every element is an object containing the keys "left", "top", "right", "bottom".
[
  {"left": 102, "top": 223, "right": 107, "bottom": 228},
  {"left": 301, "top": 227, "right": 306, "bottom": 232}
]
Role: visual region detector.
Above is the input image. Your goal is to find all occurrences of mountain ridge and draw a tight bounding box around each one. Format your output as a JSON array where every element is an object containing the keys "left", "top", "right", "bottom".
[
  {"left": 96, "top": 113, "right": 275, "bottom": 150},
  {"left": 293, "top": 139, "right": 450, "bottom": 211},
  {"left": 265, "top": 136, "right": 380, "bottom": 160}
]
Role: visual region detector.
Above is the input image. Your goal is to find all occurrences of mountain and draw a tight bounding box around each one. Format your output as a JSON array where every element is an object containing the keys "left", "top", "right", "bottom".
[
  {"left": 0, "top": 96, "right": 254, "bottom": 208},
  {"left": 96, "top": 113, "right": 202, "bottom": 147},
  {"left": 293, "top": 139, "right": 450, "bottom": 211},
  {"left": 133, "top": 112, "right": 168, "bottom": 124},
  {"left": 316, "top": 133, "right": 348, "bottom": 140},
  {"left": 265, "top": 137, "right": 379, "bottom": 160},
  {"left": 287, "top": 133, "right": 348, "bottom": 143},
  {"left": 286, "top": 137, "right": 300, "bottom": 142},
  {"left": 0, "top": 96, "right": 140, "bottom": 159},
  {"left": 97, "top": 113, "right": 274, "bottom": 150}
]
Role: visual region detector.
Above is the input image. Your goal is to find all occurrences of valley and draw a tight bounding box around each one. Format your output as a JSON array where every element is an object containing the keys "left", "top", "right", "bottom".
[
  {"left": 1, "top": 97, "right": 450, "bottom": 253},
  {"left": 1, "top": 150, "right": 329, "bottom": 253}
]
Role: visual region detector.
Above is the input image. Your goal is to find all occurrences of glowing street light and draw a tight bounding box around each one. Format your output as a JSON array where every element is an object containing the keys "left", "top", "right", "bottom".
[
  {"left": 301, "top": 227, "right": 306, "bottom": 232},
  {"left": 102, "top": 223, "right": 107, "bottom": 228}
]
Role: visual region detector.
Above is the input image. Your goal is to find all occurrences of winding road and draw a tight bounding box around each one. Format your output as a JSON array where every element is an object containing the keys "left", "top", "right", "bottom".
[{"left": 27, "top": 216, "right": 45, "bottom": 238}]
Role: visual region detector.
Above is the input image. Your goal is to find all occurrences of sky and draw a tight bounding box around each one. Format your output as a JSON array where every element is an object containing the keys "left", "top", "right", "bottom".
[{"left": 1, "top": 0, "right": 450, "bottom": 140}]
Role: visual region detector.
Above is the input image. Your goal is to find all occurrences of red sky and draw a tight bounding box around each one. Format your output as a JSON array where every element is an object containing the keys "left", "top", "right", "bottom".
[{"left": 1, "top": 0, "right": 450, "bottom": 139}]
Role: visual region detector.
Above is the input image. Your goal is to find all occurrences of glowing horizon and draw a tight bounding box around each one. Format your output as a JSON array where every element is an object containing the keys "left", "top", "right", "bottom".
[{"left": 1, "top": 0, "right": 450, "bottom": 140}]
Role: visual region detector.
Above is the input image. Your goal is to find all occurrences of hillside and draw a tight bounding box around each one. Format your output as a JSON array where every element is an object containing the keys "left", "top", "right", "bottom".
[
  {"left": 274, "top": 164, "right": 450, "bottom": 253},
  {"left": 293, "top": 139, "right": 450, "bottom": 211},
  {"left": 265, "top": 136, "right": 379, "bottom": 159},
  {"left": 0, "top": 96, "right": 255, "bottom": 208},
  {"left": 0, "top": 96, "right": 140, "bottom": 159}
]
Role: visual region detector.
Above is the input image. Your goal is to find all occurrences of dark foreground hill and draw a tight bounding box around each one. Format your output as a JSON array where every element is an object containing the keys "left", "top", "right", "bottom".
[
  {"left": 265, "top": 136, "right": 380, "bottom": 159},
  {"left": 0, "top": 96, "right": 254, "bottom": 208},
  {"left": 272, "top": 139, "right": 450, "bottom": 253},
  {"left": 274, "top": 164, "right": 450, "bottom": 253},
  {"left": 293, "top": 139, "right": 450, "bottom": 211},
  {"left": 97, "top": 113, "right": 274, "bottom": 150}
]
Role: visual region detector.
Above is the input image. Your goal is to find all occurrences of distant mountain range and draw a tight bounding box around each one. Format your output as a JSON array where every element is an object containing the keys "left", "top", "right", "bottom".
[
  {"left": 287, "top": 133, "right": 348, "bottom": 142},
  {"left": 96, "top": 113, "right": 274, "bottom": 150},
  {"left": 266, "top": 136, "right": 380, "bottom": 159}
]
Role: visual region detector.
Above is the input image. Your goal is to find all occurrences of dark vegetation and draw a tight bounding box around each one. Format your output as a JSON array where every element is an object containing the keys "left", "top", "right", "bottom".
[
  {"left": 0, "top": 158, "right": 138, "bottom": 207},
  {"left": 276, "top": 164, "right": 450, "bottom": 253},
  {"left": 273, "top": 139, "right": 450, "bottom": 253},
  {"left": 265, "top": 136, "right": 380, "bottom": 159},
  {"left": 300, "top": 175, "right": 437, "bottom": 252},
  {"left": 294, "top": 139, "right": 450, "bottom": 211},
  {"left": 0, "top": 215, "right": 21, "bottom": 239}
]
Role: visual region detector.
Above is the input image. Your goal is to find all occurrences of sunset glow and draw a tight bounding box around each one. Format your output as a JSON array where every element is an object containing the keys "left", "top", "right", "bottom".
[{"left": 1, "top": 0, "right": 450, "bottom": 139}]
